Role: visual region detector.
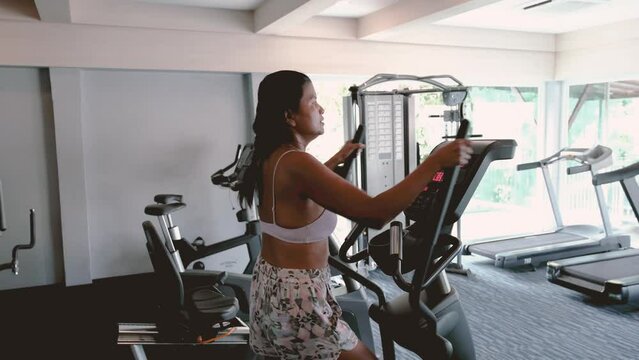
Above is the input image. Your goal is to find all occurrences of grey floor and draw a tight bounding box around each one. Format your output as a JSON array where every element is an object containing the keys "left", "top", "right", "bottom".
[{"left": 364, "top": 254, "right": 639, "bottom": 360}]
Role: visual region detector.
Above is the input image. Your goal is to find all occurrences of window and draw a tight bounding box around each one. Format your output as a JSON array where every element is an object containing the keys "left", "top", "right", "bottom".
[
  {"left": 307, "top": 76, "right": 546, "bottom": 243},
  {"left": 566, "top": 80, "right": 639, "bottom": 228},
  {"left": 414, "top": 86, "right": 547, "bottom": 241}
]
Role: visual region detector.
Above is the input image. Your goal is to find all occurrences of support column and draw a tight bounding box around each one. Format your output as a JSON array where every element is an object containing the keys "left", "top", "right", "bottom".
[{"left": 50, "top": 68, "right": 92, "bottom": 286}]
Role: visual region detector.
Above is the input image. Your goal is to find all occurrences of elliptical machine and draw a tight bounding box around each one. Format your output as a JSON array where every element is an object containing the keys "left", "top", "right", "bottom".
[
  {"left": 332, "top": 118, "right": 519, "bottom": 359},
  {"left": 332, "top": 121, "right": 474, "bottom": 360}
]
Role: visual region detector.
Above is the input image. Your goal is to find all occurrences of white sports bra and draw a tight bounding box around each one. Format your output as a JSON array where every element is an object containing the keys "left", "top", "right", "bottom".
[{"left": 259, "top": 150, "right": 338, "bottom": 244}]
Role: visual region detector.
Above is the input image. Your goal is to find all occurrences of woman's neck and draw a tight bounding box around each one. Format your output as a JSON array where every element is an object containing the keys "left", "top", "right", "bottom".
[
  {"left": 282, "top": 141, "right": 306, "bottom": 152},
  {"left": 289, "top": 133, "right": 315, "bottom": 151}
]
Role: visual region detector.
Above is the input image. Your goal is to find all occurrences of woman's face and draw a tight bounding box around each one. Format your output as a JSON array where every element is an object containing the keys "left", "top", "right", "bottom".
[{"left": 289, "top": 82, "right": 325, "bottom": 139}]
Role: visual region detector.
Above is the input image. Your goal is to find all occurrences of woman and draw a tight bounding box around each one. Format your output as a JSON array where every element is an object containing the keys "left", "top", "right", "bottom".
[{"left": 240, "top": 70, "right": 473, "bottom": 360}]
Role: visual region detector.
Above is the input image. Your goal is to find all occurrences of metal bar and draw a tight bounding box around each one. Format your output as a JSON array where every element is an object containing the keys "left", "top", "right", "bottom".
[
  {"left": 130, "top": 345, "right": 148, "bottom": 360},
  {"left": 541, "top": 164, "right": 564, "bottom": 228},
  {"left": 568, "top": 84, "right": 591, "bottom": 129}
]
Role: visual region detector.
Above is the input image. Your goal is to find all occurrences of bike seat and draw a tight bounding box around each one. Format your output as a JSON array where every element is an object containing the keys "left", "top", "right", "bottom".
[
  {"left": 189, "top": 287, "right": 240, "bottom": 322},
  {"left": 154, "top": 194, "right": 183, "bottom": 204},
  {"left": 145, "top": 203, "right": 186, "bottom": 216}
]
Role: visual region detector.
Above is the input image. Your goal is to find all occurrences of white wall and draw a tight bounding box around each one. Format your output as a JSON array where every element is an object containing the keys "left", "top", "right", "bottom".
[
  {"left": 81, "top": 69, "right": 251, "bottom": 280},
  {"left": 0, "top": 67, "right": 253, "bottom": 289},
  {"left": 0, "top": 67, "right": 64, "bottom": 290},
  {"left": 556, "top": 18, "right": 639, "bottom": 82},
  {"left": 0, "top": 20, "right": 555, "bottom": 85}
]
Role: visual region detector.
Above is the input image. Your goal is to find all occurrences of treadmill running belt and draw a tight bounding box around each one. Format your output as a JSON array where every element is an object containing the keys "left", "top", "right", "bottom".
[
  {"left": 562, "top": 254, "right": 639, "bottom": 285},
  {"left": 470, "top": 231, "right": 587, "bottom": 257}
]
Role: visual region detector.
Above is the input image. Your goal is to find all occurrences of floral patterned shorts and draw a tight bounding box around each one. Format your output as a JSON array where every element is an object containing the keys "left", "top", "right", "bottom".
[{"left": 249, "top": 256, "right": 359, "bottom": 359}]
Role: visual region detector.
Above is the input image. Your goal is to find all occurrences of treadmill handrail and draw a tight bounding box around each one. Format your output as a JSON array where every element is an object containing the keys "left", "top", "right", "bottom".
[
  {"left": 517, "top": 147, "right": 589, "bottom": 171},
  {"left": 592, "top": 161, "right": 639, "bottom": 186},
  {"left": 568, "top": 145, "right": 613, "bottom": 173},
  {"left": 518, "top": 146, "right": 612, "bottom": 174}
]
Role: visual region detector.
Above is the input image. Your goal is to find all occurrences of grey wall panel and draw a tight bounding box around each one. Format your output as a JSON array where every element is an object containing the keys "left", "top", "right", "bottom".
[
  {"left": 81, "top": 70, "right": 250, "bottom": 279},
  {"left": 50, "top": 68, "right": 93, "bottom": 286},
  {"left": 0, "top": 67, "right": 63, "bottom": 290}
]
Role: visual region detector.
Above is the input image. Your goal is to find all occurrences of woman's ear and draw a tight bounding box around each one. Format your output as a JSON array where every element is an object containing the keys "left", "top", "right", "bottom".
[{"left": 285, "top": 111, "right": 296, "bottom": 127}]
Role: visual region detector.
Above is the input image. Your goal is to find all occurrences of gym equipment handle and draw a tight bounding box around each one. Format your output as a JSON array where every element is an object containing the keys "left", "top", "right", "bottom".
[
  {"left": 593, "top": 161, "right": 639, "bottom": 186},
  {"left": 335, "top": 124, "right": 365, "bottom": 178},
  {"left": 389, "top": 221, "right": 412, "bottom": 292},
  {"left": 567, "top": 164, "right": 591, "bottom": 175},
  {"left": 337, "top": 223, "right": 368, "bottom": 263},
  {"left": 517, "top": 161, "right": 541, "bottom": 171},
  {"left": 0, "top": 209, "right": 36, "bottom": 275},
  {"left": 0, "top": 180, "right": 5, "bottom": 232},
  {"left": 410, "top": 119, "right": 469, "bottom": 329},
  {"left": 211, "top": 144, "right": 242, "bottom": 186}
]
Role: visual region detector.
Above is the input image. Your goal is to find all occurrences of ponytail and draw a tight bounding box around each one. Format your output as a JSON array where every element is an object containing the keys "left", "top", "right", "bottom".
[{"left": 238, "top": 70, "right": 311, "bottom": 206}]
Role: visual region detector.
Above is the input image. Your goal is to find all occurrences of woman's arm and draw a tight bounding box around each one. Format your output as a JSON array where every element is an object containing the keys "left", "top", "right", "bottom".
[
  {"left": 289, "top": 139, "right": 472, "bottom": 229},
  {"left": 324, "top": 142, "right": 365, "bottom": 170}
]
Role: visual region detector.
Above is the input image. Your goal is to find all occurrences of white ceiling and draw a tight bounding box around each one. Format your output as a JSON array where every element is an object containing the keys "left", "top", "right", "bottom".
[
  {"left": 141, "top": 0, "right": 265, "bottom": 11},
  {"left": 140, "top": 0, "right": 401, "bottom": 17},
  {"left": 2, "top": 0, "right": 637, "bottom": 46},
  {"left": 134, "top": 0, "right": 639, "bottom": 34},
  {"left": 438, "top": 0, "right": 639, "bottom": 33}
]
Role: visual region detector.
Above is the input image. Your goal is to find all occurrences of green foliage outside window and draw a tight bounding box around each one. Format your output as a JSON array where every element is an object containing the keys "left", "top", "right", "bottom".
[
  {"left": 414, "top": 86, "right": 539, "bottom": 212},
  {"left": 567, "top": 81, "right": 639, "bottom": 224}
]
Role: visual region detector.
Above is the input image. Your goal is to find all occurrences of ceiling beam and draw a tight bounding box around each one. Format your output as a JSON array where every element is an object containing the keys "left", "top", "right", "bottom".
[
  {"left": 34, "top": 0, "right": 72, "bottom": 23},
  {"left": 610, "top": 81, "right": 639, "bottom": 90},
  {"left": 254, "top": 0, "right": 339, "bottom": 35},
  {"left": 358, "top": 0, "right": 502, "bottom": 40},
  {"left": 70, "top": 0, "right": 252, "bottom": 34}
]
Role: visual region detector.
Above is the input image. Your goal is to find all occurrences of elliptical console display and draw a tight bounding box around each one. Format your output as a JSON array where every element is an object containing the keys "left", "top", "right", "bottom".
[{"left": 368, "top": 138, "right": 517, "bottom": 276}]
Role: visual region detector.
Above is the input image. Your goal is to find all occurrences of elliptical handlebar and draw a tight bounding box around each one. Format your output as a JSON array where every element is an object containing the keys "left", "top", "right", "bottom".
[
  {"left": 332, "top": 124, "right": 369, "bottom": 263},
  {"left": 334, "top": 125, "right": 364, "bottom": 179},
  {"left": 410, "top": 119, "right": 469, "bottom": 323},
  {"left": 211, "top": 144, "right": 242, "bottom": 186},
  {"left": 337, "top": 223, "right": 369, "bottom": 263},
  {"left": 389, "top": 221, "right": 412, "bottom": 292}
]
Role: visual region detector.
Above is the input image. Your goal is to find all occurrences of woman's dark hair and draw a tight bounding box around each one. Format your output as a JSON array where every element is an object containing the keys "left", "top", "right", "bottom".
[{"left": 239, "top": 70, "right": 311, "bottom": 206}]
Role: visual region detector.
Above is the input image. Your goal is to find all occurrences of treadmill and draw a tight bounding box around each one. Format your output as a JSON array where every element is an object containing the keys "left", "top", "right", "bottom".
[
  {"left": 547, "top": 161, "right": 639, "bottom": 303},
  {"left": 465, "top": 145, "right": 630, "bottom": 268}
]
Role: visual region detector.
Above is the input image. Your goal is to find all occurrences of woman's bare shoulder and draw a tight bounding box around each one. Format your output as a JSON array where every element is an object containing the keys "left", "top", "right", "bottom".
[{"left": 280, "top": 150, "right": 324, "bottom": 169}]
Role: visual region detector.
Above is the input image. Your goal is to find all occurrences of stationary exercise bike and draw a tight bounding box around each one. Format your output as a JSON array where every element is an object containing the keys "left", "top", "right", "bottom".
[
  {"left": 148, "top": 145, "right": 261, "bottom": 274},
  {"left": 141, "top": 151, "right": 251, "bottom": 342},
  {"left": 0, "top": 180, "right": 36, "bottom": 275},
  {"left": 143, "top": 145, "right": 261, "bottom": 313}
]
